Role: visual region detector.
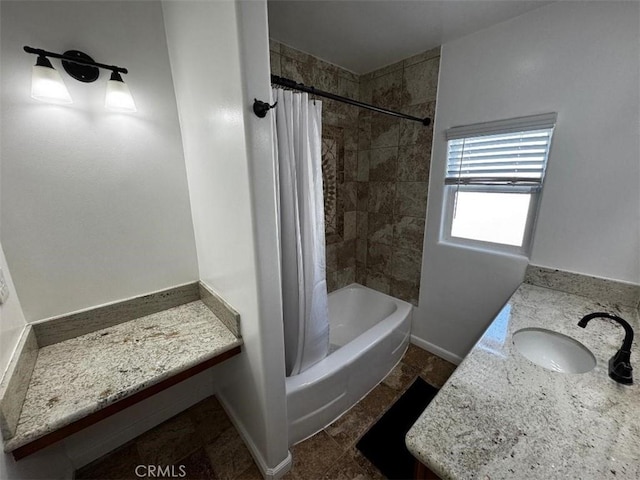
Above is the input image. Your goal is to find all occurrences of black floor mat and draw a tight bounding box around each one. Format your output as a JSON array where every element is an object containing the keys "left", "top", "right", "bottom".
[{"left": 356, "top": 378, "right": 439, "bottom": 479}]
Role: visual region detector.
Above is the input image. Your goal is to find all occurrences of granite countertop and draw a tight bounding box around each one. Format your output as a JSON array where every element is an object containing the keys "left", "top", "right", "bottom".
[
  {"left": 4, "top": 300, "right": 242, "bottom": 453},
  {"left": 406, "top": 283, "right": 640, "bottom": 479}
]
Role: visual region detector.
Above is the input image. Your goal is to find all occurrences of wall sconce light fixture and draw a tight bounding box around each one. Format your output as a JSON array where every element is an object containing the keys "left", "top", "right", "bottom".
[
  {"left": 23, "top": 46, "right": 136, "bottom": 112},
  {"left": 30, "top": 54, "right": 73, "bottom": 104},
  {"left": 105, "top": 71, "right": 136, "bottom": 112}
]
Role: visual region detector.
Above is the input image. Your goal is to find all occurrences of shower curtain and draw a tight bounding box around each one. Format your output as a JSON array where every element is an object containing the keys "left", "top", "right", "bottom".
[{"left": 272, "top": 88, "right": 329, "bottom": 377}]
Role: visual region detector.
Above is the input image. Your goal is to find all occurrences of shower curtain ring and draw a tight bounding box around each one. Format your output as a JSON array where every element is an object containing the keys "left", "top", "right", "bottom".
[{"left": 253, "top": 99, "right": 278, "bottom": 118}]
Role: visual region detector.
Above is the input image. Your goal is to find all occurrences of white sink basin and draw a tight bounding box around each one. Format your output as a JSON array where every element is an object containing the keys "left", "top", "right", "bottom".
[{"left": 512, "top": 328, "right": 596, "bottom": 374}]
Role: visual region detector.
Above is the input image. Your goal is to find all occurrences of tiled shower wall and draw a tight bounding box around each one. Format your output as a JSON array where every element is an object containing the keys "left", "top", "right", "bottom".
[
  {"left": 269, "top": 40, "right": 360, "bottom": 292},
  {"left": 356, "top": 48, "right": 440, "bottom": 305},
  {"left": 269, "top": 40, "right": 439, "bottom": 305}
]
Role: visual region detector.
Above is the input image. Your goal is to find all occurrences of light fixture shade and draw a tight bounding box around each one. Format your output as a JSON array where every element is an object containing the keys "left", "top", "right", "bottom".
[
  {"left": 31, "top": 63, "right": 72, "bottom": 104},
  {"left": 105, "top": 72, "right": 136, "bottom": 112}
]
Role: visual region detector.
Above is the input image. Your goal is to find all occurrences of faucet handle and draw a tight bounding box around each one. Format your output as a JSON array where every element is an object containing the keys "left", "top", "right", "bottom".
[{"left": 609, "top": 349, "right": 633, "bottom": 384}]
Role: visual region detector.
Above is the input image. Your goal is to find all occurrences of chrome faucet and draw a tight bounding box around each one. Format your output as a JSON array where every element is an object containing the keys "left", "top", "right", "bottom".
[{"left": 578, "top": 312, "right": 634, "bottom": 385}]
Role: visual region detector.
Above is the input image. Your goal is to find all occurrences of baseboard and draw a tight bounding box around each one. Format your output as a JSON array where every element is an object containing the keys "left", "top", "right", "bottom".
[
  {"left": 264, "top": 451, "right": 293, "bottom": 479},
  {"left": 410, "top": 335, "right": 463, "bottom": 365},
  {"left": 217, "top": 394, "right": 292, "bottom": 479}
]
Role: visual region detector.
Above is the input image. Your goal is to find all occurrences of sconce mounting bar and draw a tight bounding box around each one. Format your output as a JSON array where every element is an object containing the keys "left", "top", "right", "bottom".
[{"left": 23, "top": 46, "right": 128, "bottom": 75}]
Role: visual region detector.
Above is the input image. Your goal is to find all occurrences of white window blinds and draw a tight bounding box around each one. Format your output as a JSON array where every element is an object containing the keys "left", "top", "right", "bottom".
[{"left": 445, "top": 113, "right": 556, "bottom": 189}]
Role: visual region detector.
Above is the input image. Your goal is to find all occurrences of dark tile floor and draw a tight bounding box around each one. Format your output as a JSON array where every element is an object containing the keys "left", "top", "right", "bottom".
[{"left": 76, "top": 345, "right": 456, "bottom": 480}]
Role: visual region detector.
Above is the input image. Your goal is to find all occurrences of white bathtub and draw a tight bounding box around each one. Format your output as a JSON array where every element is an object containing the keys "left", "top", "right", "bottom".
[{"left": 285, "top": 283, "right": 412, "bottom": 445}]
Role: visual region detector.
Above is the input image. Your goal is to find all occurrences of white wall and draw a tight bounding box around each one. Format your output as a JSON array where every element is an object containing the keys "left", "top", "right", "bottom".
[
  {"left": 162, "top": 0, "right": 289, "bottom": 476},
  {"left": 0, "top": 0, "right": 199, "bottom": 322},
  {"left": 234, "top": 0, "right": 290, "bottom": 473},
  {"left": 1, "top": 0, "right": 288, "bottom": 477},
  {"left": 0, "top": 2, "right": 211, "bottom": 477},
  {"left": 415, "top": 1, "right": 640, "bottom": 361},
  {"left": 0, "top": 246, "right": 27, "bottom": 375},
  {"left": 0, "top": 238, "right": 50, "bottom": 479}
]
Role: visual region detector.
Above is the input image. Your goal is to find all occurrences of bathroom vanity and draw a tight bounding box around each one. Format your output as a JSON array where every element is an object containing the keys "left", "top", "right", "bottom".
[
  {"left": 0, "top": 282, "right": 242, "bottom": 460},
  {"left": 406, "top": 267, "right": 640, "bottom": 479}
]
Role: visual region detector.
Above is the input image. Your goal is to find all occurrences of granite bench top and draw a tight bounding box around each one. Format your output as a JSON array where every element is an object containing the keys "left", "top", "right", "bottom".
[
  {"left": 406, "top": 282, "right": 640, "bottom": 480},
  {"left": 3, "top": 300, "right": 242, "bottom": 454}
]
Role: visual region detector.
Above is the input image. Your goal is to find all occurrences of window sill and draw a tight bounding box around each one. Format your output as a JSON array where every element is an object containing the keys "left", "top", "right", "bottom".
[{"left": 437, "top": 238, "right": 531, "bottom": 261}]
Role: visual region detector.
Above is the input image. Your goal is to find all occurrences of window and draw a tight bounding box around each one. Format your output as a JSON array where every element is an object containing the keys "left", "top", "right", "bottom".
[{"left": 442, "top": 113, "right": 556, "bottom": 254}]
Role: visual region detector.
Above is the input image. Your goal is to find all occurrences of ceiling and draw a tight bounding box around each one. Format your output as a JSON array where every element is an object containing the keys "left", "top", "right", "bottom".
[{"left": 267, "top": 0, "right": 553, "bottom": 74}]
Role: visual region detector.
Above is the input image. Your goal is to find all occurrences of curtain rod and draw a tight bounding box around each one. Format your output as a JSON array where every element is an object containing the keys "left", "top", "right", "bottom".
[{"left": 252, "top": 75, "right": 431, "bottom": 126}]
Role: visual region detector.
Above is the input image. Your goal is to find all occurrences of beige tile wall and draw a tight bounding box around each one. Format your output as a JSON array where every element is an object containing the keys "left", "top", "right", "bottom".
[
  {"left": 270, "top": 40, "right": 359, "bottom": 292},
  {"left": 269, "top": 41, "right": 439, "bottom": 304},
  {"left": 356, "top": 48, "right": 439, "bottom": 305}
]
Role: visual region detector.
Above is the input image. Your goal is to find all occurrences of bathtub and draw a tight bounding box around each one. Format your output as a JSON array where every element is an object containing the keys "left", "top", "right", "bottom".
[{"left": 285, "top": 283, "right": 412, "bottom": 445}]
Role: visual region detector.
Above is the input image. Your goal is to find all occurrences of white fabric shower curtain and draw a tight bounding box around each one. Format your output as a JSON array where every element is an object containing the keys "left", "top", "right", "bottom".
[{"left": 272, "top": 88, "right": 330, "bottom": 377}]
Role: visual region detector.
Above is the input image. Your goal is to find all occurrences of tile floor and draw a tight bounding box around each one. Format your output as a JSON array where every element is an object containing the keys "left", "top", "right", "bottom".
[{"left": 76, "top": 345, "right": 456, "bottom": 480}]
